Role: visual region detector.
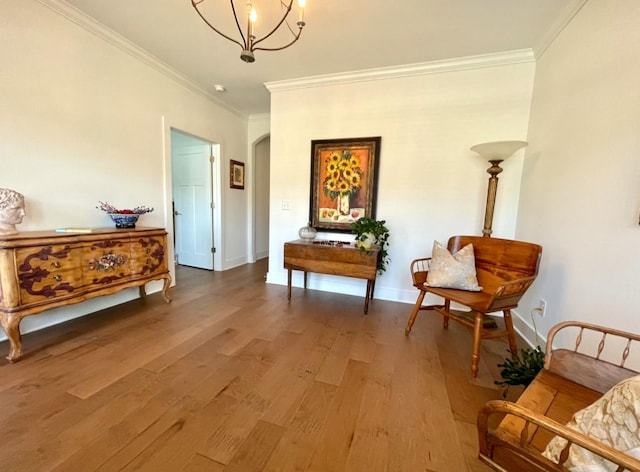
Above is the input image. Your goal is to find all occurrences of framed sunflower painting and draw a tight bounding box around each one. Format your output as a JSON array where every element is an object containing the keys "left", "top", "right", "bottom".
[{"left": 309, "top": 136, "right": 381, "bottom": 232}]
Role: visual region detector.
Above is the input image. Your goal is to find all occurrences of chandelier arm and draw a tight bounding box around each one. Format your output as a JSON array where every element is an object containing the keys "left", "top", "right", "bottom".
[
  {"left": 228, "top": 0, "right": 247, "bottom": 48},
  {"left": 252, "top": 0, "right": 296, "bottom": 48},
  {"left": 283, "top": 19, "right": 297, "bottom": 36},
  {"left": 281, "top": 0, "right": 298, "bottom": 36},
  {"left": 253, "top": 28, "right": 302, "bottom": 52},
  {"left": 191, "top": 0, "right": 246, "bottom": 49}
]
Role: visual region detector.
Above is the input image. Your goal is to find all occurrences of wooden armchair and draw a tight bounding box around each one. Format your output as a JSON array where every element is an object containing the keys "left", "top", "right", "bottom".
[
  {"left": 477, "top": 321, "right": 640, "bottom": 471},
  {"left": 405, "top": 235, "right": 542, "bottom": 378}
]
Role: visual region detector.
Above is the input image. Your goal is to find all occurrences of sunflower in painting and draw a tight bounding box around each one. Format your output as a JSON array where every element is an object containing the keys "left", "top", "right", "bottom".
[{"left": 323, "top": 150, "right": 364, "bottom": 200}]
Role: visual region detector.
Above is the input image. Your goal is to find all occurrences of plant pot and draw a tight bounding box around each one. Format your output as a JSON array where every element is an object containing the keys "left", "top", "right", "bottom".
[{"left": 356, "top": 232, "right": 376, "bottom": 250}]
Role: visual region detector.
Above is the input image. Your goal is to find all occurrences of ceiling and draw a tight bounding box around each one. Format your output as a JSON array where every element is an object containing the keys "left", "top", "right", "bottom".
[{"left": 55, "top": 0, "right": 584, "bottom": 116}]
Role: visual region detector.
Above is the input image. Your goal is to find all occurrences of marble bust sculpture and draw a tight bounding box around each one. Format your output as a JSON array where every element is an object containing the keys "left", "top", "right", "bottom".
[{"left": 0, "top": 188, "right": 26, "bottom": 235}]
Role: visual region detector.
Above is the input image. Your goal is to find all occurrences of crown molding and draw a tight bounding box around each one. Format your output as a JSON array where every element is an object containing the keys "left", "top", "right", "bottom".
[
  {"left": 38, "top": 0, "right": 584, "bottom": 109},
  {"left": 37, "top": 0, "right": 244, "bottom": 118},
  {"left": 265, "top": 49, "right": 535, "bottom": 93},
  {"left": 249, "top": 113, "right": 271, "bottom": 122},
  {"left": 533, "top": 0, "right": 590, "bottom": 59}
]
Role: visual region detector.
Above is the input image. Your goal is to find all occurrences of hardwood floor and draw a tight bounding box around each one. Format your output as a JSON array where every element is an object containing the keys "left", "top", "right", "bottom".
[{"left": 0, "top": 259, "right": 515, "bottom": 471}]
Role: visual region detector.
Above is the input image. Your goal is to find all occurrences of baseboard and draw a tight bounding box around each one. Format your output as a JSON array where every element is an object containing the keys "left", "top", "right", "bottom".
[
  {"left": 0, "top": 284, "right": 162, "bottom": 343},
  {"left": 223, "top": 256, "right": 249, "bottom": 270},
  {"left": 266, "top": 271, "right": 414, "bottom": 305},
  {"left": 511, "top": 309, "right": 547, "bottom": 349}
]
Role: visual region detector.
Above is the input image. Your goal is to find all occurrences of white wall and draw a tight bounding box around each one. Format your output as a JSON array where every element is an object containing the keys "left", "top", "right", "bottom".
[
  {"left": 267, "top": 61, "right": 536, "bottom": 303},
  {"left": 516, "top": 0, "right": 640, "bottom": 343},
  {"left": 0, "top": 1, "right": 247, "bottom": 340}
]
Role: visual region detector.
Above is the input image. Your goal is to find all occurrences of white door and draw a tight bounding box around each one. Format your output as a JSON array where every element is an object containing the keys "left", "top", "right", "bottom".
[{"left": 172, "top": 137, "right": 214, "bottom": 270}]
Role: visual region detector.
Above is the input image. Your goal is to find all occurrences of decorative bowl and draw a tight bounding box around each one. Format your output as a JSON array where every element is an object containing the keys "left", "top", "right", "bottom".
[{"left": 108, "top": 213, "right": 140, "bottom": 228}]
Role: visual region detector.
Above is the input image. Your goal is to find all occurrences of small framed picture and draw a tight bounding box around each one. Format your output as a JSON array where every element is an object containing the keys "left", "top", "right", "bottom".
[{"left": 230, "top": 159, "right": 245, "bottom": 190}]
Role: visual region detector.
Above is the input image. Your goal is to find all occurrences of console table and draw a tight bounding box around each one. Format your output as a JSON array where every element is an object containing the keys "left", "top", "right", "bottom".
[
  {"left": 283, "top": 239, "right": 379, "bottom": 314},
  {"left": 0, "top": 227, "right": 171, "bottom": 361}
]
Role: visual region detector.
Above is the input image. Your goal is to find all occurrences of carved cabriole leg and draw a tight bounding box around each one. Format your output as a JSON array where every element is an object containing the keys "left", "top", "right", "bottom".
[
  {"left": 405, "top": 290, "right": 426, "bottom": 335},
  {"left": 162, "top": 273, "right": 172, "bottom": 303},
  {"left": 503, "top": 309, "right": 519, "bottom": 359},
  {"left": 471, "top": 312, "right": 484, "bottom": 378},
  {"left": 139, "top": 285, "right": 147, "bottom": 298},
  {"left": 0, "top": 313, "right": 23, "bottom": 362}
]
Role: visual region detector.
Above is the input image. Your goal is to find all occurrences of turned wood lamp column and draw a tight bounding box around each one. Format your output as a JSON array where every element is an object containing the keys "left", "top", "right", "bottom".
[{"left": 471, "top": 140, "right": 528, "bottom": 237}]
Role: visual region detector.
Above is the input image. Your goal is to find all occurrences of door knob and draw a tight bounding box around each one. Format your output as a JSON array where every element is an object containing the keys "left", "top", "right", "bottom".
[{"left": 174, "top": 210, "right": 182, "bottom": 216}]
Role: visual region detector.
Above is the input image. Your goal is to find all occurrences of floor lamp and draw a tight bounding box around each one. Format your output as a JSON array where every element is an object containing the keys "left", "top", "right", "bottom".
[{"left": 471, "top": 140, "right": 528, "bottom": 237}]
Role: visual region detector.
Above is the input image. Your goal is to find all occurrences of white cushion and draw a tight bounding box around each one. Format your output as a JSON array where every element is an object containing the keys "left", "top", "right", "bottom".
[
  {"left": 542, "top": 374, "right": 640, "bottom": 471},
  {"left": 425, "top": 240, "right": 482, "bottom": 292}
]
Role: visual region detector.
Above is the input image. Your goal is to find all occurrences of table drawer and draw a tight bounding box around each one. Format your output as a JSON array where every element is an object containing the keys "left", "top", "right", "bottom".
[
  {"left": 17, "top": 244, "right": 83, "bottom": 305},
  {"left": 130, "top": 236, "right": 168, "bottom": 276},
  {"left": 83, "top": 238, "right": 132, "bottom": 286}
]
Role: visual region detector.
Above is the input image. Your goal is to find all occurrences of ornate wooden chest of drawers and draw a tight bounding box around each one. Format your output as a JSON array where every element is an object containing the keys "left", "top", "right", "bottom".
[{"left": 0, "top": 227, "right": 171, "bottom": 361}]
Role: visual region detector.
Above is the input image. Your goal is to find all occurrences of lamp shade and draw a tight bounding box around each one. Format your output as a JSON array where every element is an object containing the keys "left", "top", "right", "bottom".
[{"left": 470, "top": 140, "right": 528, "bottom": 160}]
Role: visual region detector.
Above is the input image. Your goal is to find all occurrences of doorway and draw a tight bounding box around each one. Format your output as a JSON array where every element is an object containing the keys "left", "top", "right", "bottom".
[
  {"left": 171, "top": 129, "right": 219, "bottom": 270},
  {"left": 253, "top": 135, "right": 270, "bottom": 261}
]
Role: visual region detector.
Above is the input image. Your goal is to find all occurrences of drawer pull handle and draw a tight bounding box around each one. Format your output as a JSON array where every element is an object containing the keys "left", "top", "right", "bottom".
[
  {"left": 146, "top": 258, "right": 151, "bottom": 264},
  {"left": 146, "top": 248, "right": 151, "bottom": 255},
  {"left": 53, "top": 275, "right": 62, "bottom": 282},
  {"left": 52, "top": 262, "right": 61, "bottom": 268}
]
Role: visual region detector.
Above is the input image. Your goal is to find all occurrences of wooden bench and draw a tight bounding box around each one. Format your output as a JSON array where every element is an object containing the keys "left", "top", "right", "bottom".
[
  {"left": 478, "top": 321, "right": 640, "bottom": 471},
  {"left": 405, "top": 235, "right": 542, "bottom": 378}
]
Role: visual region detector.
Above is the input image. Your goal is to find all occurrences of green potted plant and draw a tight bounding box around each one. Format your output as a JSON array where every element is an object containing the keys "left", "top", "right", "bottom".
[
  {"left": 495, "top": 314, "right": 545, "bottom": 398},
  {"left": 351, "top": 217, "right": 390, "bottom": 274},
  {"left": 495, "top": 346, "right": 545, "bottom": 398}
]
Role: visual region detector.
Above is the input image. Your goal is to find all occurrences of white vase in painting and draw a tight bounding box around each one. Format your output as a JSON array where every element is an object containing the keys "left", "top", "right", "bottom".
[{"left": 337, "top": 193, "right": 350, "bottom": 215}]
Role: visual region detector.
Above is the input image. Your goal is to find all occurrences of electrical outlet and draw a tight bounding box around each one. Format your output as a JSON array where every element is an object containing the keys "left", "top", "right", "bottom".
[
  {"left": 538, "top": 298, "right": 547, "bottom": 318},
  {"left": 281, "top": 200, "right": 291, "bottom": 211}
]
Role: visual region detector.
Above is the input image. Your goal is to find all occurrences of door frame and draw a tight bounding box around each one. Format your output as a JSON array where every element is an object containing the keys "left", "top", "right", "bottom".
[
  {"left": 171, "top": 131, "right": 219, "bottom": 270},
  {"left": 162, "top": 116, "right": 223, "bottom": 280}
]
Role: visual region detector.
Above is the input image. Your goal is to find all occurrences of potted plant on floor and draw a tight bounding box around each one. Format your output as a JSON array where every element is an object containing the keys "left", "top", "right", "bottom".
[
  {"left": 351, "top": 217, "right": 390, "bottom": 274},
  {"left": 495, "top": 313, "right": 545, "bottom": 398},
  {"left": 495, "top": 346, "right": 545, "bottom": 398}
]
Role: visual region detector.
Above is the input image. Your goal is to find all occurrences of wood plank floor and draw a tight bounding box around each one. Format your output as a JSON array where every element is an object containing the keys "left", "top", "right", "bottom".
[{"left": 0, "top": 259, "right": 517, "bottom": 472}]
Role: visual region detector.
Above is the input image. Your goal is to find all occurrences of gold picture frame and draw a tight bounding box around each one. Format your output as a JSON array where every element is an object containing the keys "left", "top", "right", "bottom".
[
  {"left": 309, "top": 137, "right": 381, "bottom": 232},
  {"left": 230, "top": 159, "right": 245, "bottom": 190}
]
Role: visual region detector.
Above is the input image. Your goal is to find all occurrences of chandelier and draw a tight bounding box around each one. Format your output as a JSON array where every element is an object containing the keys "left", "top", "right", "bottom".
[{"left": 191, "top": 0, "right": 307, "bottom": 63}]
